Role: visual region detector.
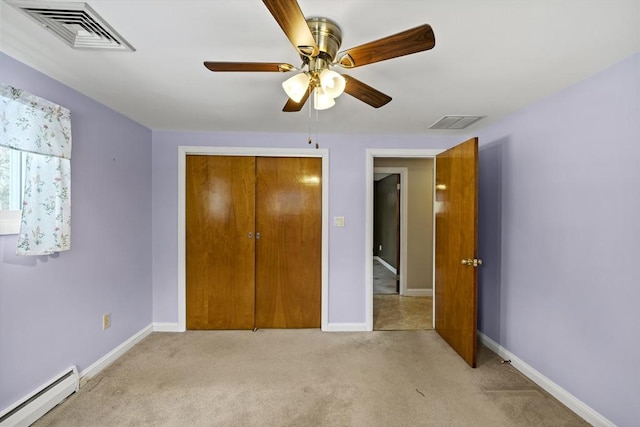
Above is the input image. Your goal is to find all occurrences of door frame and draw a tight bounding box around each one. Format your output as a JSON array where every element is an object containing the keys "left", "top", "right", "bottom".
[
  {"left": 366, "top": 149, "right": 444, "bottom": 331},
  {"left": 177, "top": 146, "right": 330, "bottom": 332},
  {"left": 373, "top": 167, "right": 408, "bottom": 295}
]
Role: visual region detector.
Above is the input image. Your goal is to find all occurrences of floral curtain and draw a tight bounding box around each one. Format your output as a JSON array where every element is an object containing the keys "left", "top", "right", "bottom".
[{"left": 0, "top": 83, "right": 72, "bottom": 255}]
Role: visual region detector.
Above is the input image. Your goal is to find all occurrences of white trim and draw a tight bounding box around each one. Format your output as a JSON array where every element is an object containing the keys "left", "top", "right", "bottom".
[
  {"left": 478, "top": 332, "right": 615, "bottom": 427},
  {"left": 79, "top": 324, "right": 153, "bottom": 386},
  {"left": 0, "top": 148, "right": 24, "bottom": 235},
  {"left": 153, "top": 322, "right": 182, "bottom": 332},
  {"left": 177, "top": 146, "right": 330, "bottom": 331},
  {"left": 374, "top": 255, "right": 396, "bottom": 275},
  {"left": 368, "top": 149, "right": 445, "bottom": 157},
  {"left": 0, "top": 210, "right": 21, "bottom": 235},
  {"left": 324, "top": 322, "right": 369, "bottom": 332},
  {"left": 366, "top": 149, "right": 444, "bottom": 331},
  {"left": 403, "top": 289, "right": 433, "bottom": 297}
]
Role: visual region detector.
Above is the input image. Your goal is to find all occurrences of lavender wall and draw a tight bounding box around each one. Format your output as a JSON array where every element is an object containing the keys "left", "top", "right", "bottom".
[
  {"left": 477, "top": 52, "right": 640, "bottom": 426},
  {"left": 151, "top": 132, "right": 456, "bottom": 324},
  {"left": 0, "top": 53, "right": 153, "bottom": 412}
]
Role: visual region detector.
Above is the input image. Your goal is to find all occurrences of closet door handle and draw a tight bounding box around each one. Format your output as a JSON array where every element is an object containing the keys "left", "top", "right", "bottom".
[
  {"left": 256, "top": 232, "right": 261, "bottom": 240},
  {"left": 461, "top": 258, "right": 483, "bottom": 267},
  {"left": 248, "top": 232, "right": 253, "bottom": 238}
]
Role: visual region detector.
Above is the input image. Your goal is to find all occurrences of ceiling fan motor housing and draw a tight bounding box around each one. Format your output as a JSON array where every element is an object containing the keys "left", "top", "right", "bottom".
[{"left": 306, "top": 17, "right": 342, "bottom": 62}]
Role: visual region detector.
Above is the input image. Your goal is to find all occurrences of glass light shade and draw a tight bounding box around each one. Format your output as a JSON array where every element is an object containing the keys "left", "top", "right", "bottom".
[
  {"left": 282, "top": 73, "right": 310, "bottom": 103},
  {"left": 319, "top": 69, "right": 346, "bottom": 98},
  {"left": 313, "top": 87, "right": 335, "bottom": 110}
]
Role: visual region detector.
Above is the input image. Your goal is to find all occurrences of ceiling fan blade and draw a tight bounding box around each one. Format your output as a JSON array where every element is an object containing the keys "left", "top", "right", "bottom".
[
  {"left": 204, "top": 62, "right": 295, "bottom": 72},
  {"left": 343, "top": 74, "right": 392, "bottom": 108},
  {"left": 337, "top": 24, "right": 435, "bottom": 68},
  {"left": 283, "top": 88, "right": 310, "bottom": 112},
  {"left": 262, "top": 0, "right": 319, "bottom": 57}
]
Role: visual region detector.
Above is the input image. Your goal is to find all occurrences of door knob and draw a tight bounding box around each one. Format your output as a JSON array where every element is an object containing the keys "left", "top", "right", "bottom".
[{"left": 461, "top": 258, "right": 483, "bottom": 267}]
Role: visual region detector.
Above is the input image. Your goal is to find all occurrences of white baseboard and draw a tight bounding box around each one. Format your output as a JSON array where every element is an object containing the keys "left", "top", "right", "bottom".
[
  {"left": 478, "top": 332, "right": 614, "bottom": 427},
  {"left": 374, "top": 256, "right": 397, "bottom": 274},
  {"left": 153, "top": 322, "right": 183, "bottom": 332},
  {"left": 403, "top": 289, "right": 433, "bottom": 297},
  {"left": 324, "top": 322, "right": 370, "bottom": 332},
  {"left": 79, "top": 324, "right": 153, "bottom": 387},
  {"left": 81, "top": 322, "right": 180, "bottom": 386}
]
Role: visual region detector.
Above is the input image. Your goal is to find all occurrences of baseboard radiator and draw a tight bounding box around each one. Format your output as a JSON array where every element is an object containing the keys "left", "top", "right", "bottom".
[{"left": 0, "top": 366, "right": 79, "bottom": 427}]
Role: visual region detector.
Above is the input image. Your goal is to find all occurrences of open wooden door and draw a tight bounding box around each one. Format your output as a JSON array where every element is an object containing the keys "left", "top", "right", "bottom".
[
  {"left": 435, "top": 137, "right": 480, "bottom": 367},
  {"left": 395, "top": 174, "right": 401, "bottom": 293}
]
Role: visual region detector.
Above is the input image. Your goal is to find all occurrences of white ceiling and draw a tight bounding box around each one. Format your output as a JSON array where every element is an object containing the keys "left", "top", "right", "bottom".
[{"left": 1, "top": 0, "right": 639, "bottom": 135}]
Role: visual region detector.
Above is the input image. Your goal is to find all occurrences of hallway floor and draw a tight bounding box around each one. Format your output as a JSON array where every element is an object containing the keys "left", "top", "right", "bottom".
[
  {"left": 374, "top": 295, "right": 433, "bottom": 330},
  {"left": 373, "top": 259, "right": 397, "bottom": 294},
  {"left": 373, "top": 259, "right": 432, "bottom": 330}
]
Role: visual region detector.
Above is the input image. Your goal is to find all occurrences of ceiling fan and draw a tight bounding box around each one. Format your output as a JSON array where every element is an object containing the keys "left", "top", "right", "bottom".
[{"left": 203, "top": 0, "right": 436, "bottom": 112}]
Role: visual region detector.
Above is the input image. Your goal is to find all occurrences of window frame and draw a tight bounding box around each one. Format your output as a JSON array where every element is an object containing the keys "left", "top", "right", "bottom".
[{"left": 0, "top": 148, "right": 24, "bottom": 235}]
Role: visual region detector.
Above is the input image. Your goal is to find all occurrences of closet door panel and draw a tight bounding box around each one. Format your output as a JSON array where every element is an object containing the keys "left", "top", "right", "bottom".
[
  {"left": 255, "top": 157, "right": 322, "bottom": 328},
  {"left": 186, "top": 155, "right": 256, "bottom": 329}
]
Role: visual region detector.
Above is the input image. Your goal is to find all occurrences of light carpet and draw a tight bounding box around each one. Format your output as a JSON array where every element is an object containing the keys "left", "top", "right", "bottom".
[{"left": 34, "top": 330, "right": 588, "bottom": 427}]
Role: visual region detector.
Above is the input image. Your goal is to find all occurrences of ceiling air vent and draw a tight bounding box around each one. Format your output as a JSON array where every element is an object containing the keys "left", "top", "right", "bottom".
[
  {"left": 429, "top": 115, "right": 484, "bottom": 130},
  {"left": 6, "top": 1, "right": 135, "bottom": 51}
]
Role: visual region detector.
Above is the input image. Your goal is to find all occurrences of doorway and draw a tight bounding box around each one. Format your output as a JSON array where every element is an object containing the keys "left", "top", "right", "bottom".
[{"left": 366, "top": 149, "right": 443, "bottom": 331}]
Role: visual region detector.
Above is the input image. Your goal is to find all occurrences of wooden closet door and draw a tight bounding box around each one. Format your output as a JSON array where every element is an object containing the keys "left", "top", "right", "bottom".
[
  {"left": 186, "top": 155, "right": 256, "bottom": 329},
  {"left": 255, "top": 157, "right": 322, "bottom": 328}
]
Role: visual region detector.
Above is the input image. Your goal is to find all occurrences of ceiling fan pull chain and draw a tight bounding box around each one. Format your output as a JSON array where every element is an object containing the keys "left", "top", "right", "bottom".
[
  {"left": 307, "top": 92, "right": 313, "bottom": 145},
  {"left": 315, "top": 108, "right": 320, "bottom": 149}
]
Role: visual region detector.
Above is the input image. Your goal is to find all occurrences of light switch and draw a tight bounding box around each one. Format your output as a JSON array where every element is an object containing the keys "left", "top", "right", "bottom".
[{"left": 333, "top": 216, "right": 345, "bottom": 227}]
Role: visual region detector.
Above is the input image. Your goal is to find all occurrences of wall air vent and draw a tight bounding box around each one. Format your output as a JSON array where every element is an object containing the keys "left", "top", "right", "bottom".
[
  {"left": 429, "top": 115, "right": 485, "bottom": 130},
  {"left": 6, "top": 1, "right": 135, "bottom": 51}
]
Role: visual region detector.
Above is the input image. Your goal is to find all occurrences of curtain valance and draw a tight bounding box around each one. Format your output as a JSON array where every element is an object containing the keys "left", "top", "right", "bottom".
[{"left": 1, "top": 84, "right": 71, "bottom": 158}]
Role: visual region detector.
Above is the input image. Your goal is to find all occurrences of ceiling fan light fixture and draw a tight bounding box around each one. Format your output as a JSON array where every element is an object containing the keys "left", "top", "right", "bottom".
[
  {"left": 203, "top": 2, "right": 436, "bottom": 113},
  {"left": 319, "top": 69, "right": 346, "bottom": 98},
  {"left": 282, "top": 73, "right": 310, "bottom": 103},
  {"left": 313, "top": 87, "right": 335, "bottom": 110}
]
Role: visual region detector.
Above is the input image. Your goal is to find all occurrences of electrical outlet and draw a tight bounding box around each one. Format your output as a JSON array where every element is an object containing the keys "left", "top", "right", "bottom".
[{"left": 103, "top": 313, "right": 111, "bottom": 330}]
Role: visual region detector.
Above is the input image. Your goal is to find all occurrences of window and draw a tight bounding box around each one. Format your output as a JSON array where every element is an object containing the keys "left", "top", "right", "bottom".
[
  {"left": 1, "top": 83, "right": 72, "bottom": 254},
  {"left": 0, "top": 146, "right": 23, "bottom": 235}
]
